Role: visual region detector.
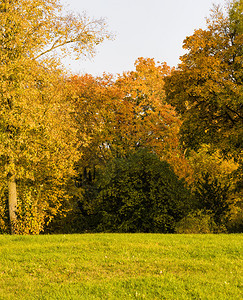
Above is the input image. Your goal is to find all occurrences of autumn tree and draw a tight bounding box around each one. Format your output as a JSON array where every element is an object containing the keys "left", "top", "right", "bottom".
[
  {"left": 67, "top": 74, "right": 124, "bottom": 168},
  {"left": 0, "top": 0, "right": 111, "bottom": 233},
  {"left": 165, "top": 0, "right": 243, "bottom": 157},
  {"left": 69, "top": 58, "right": 192, "bottom": 184},
  {"left": 164, "top": 0, "right": 242, "bottom": 232},
  {"left": 115, "top": 58, "right": 192, "bottom": 180},
  {"left": 114, "top": 58, "right": 176, "bottom": 156}
]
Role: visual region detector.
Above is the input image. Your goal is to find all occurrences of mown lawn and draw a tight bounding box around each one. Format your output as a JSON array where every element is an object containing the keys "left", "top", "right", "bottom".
[{"left": 0, "top": 234, "right": 242, "bottom": 299}]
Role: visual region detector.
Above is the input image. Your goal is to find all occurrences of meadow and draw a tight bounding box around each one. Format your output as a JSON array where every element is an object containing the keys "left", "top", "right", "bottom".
[{"left": 0, "top": 234, "right": 242, "bottom": 299}]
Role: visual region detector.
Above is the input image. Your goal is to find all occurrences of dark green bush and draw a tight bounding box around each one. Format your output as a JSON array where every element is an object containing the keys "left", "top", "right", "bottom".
[{"left": 82, "top": 149, "right": 192, "bottom": 233}]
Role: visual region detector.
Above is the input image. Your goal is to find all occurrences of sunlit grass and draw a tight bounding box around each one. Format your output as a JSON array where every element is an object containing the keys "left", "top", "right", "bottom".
[{"left": 0, "top": 234, "right": 242, "bottom": 299}]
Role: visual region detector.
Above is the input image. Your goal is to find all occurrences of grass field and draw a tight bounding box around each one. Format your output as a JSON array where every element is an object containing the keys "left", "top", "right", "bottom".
[{"left": 0, "top": 234, "right": 242, "bottom": 299}]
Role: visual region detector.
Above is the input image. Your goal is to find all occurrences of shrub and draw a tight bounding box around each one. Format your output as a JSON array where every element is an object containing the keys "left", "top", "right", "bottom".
[
  {"left": 82, "top": 149, "right": 192, "bottom": 233},
  {"left": 226, "top": 197, "right": 243, "bottom": 233},
  {"left": 175, "top": 209, "right": 226, "bottom": 234}
]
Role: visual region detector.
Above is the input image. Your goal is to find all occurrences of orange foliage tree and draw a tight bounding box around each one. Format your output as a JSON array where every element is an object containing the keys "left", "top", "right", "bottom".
[
  {"left": 165, "top": 0, "right": 242, "bottom": 158},
  {"left": 68, "top": 58, "right": 192, "bottom": 182}
]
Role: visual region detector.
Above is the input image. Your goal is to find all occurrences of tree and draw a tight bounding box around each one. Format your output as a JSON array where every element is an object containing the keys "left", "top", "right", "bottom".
[
  {"left": 0, "top": 0, "right": 111, "bottom": 234},
  {"left": 0, "top": 65, "right": 80, "bottom": 234},
  {"left": 115, "top": 58, "right": 193, "bottom": 180},
  {"left": 194, "top": 173, "right": 231, "bottom": 227},
  {"left": 164, "top": 1, "right": 242, "bottom": 232},
  {"left": 114, "top": 58, "right": 178, "bottom": 157},
  {"left": 165, "top": 0, "right": 243, "bottom": 158},
  {"left": 67, "top": 73, "right": 124, "bottom": 167},
  {"left": 69, "top": 58, "right": 193, "bottom": 183},
  {"left": 81, "top": 149, "right": 192, "bottom": 233},
  {"left": 188, "top": 144, "right": 241, "bottom": 231}
]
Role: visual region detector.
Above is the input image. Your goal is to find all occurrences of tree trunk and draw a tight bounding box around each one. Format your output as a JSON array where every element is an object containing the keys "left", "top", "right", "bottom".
[{"left": 8, "top": 176, "right": 17, "bottom": 234}]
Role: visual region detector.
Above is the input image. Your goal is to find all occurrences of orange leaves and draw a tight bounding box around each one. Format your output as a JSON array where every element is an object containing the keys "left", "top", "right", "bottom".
[
  {"left": 165, "top": 1, "right": 243, "bottom": 159},
  {"left": 117, "top": 57, "right": 171, "bottom": 104},
  {"left": 69, "top": 58, "right": 191, "bottom": 181},
  {"left": 115, "top": 58, "right": 180, "bottom": 155}
]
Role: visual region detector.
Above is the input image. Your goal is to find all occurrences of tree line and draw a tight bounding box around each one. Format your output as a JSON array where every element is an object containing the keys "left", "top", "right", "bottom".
[{"left": 0, "top": 0, "right": 242, "bottom": 234}]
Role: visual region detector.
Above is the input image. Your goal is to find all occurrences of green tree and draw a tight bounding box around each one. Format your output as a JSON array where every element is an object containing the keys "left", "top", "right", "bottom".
[
  {"left": 81, "top": 149, "right": 191, "bottom": 233},
  {"left": 194, "top": 173, "right": 231, "bottom": 227},
  {"left": 0, "top": 0, "right": 111, "bottom": 234}
]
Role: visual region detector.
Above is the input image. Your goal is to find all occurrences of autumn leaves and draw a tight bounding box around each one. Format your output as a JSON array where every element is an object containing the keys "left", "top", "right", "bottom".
[{"left": 0, "top": 0, "right": 242, "bottom": 233}]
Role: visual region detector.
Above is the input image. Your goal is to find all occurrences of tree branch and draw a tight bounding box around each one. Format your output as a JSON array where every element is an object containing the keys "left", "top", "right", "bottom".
[
  {"left": 34, "top": 39, "right": 76, "bottom": 60},
  {"left": 225, "top": 105, "right": 243, "bottom": 120}
]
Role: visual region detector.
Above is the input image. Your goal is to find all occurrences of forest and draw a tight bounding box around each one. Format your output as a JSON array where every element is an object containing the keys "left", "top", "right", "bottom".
[{"left": 0, "top": 0, "right": 242, "bottom": 234}]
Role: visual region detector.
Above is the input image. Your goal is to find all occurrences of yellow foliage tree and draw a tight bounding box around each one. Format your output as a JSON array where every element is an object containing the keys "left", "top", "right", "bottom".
[{"left": 0, "top": 0, "right": 111, "bottom": 234}]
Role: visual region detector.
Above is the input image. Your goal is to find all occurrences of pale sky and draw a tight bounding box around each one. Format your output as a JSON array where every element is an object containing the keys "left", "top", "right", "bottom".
[{"left": 60, "top": 0, "right": 226, "bottom": 76}]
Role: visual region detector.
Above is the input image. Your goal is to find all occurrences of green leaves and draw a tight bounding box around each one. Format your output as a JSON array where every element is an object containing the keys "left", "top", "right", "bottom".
[{"left": 81, "top": 149, "right": 191, "bottom": 233}]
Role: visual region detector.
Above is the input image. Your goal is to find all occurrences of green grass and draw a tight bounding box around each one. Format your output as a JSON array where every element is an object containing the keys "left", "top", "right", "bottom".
[{"left": 0, "top": 234, "right": 242, "bottom": 299}]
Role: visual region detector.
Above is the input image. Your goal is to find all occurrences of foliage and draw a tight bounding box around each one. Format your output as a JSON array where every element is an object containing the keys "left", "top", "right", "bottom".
[
  {"left": 164, "top": 0, "right": 243, "bottom": 157},
  {"left": 227, "top": 200, "right": 243, "bottom": 232},
  {"left": 67, "top": 73, "right": 123, "bottom": 166},
  {"left": 115, "top": 58, "right": 192, "bottom": 181},
  {"left": 69, "top": 58, "right": 193, "bottom": 183},
  {"left": 193, "top": 173, "right": 231, "bottom": 229},
  {"left": 188, "top": 144, "right": 239, "bottom": 184},
  {"left": 0, "top": 65, "right": 79, "bottom": 233},
  {"left": 81, "top": 149, "right": 191, "bottom": 233},
  {"left": 175, "top": 210, "right": 219, "bottom": 234},
  {"left": 0, "top": 185, "right": 9, "bottom": 233},
  {"left": 164, "top": 0, "right": 243, "bottom": 233},
  {"left": 0, "top": 0, "right": 112, "bottom": 62},
  {"left": 187, "top": 144, "right": 242, "bottom": 231},
  {"left": 0, "top": 0, "right": 111, "bottom": 233}
]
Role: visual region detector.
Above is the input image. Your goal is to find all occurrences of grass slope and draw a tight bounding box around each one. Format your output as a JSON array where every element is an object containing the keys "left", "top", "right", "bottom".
[{"left": 0, "top": 234, "right": 242, "bottom": 299}]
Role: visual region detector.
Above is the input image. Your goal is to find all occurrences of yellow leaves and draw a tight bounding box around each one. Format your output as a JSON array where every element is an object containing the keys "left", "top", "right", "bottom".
[
  {"left": 0, "top": 0, "right": 113, "bottom": 234},
  {"left": 188, "top": 144, "right": 239, "bottom": 184},
  {"left": 0, "top": 0, "right": 111, "bottom": 62},
  {"left": 117, "top": 57, "right": 170, "bottom": 104},
  {"left": 0, "top": 57, "right": 80, "bottom": 182}
]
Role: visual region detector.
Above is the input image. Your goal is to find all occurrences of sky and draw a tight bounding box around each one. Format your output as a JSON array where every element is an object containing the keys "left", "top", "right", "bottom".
[{"left": 60, "top": 0, "right": 226, "bottom": 76}]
